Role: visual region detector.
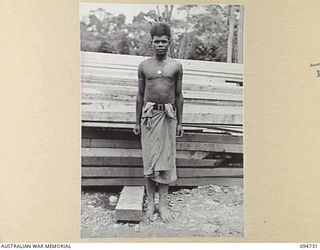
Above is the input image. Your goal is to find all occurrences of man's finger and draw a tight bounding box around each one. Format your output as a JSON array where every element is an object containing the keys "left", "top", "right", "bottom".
[{"left": 179, "top": 129, "right": 183, "bottom": 137}]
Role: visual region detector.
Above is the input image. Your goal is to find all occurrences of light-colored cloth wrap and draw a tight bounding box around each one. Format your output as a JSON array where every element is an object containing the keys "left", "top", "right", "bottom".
[{"left": 141, "top": 102, "right": 177, "bottom": 184}]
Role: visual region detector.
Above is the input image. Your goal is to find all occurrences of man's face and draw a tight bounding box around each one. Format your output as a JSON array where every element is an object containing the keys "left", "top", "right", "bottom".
[{"left": 152, "top": 35, "right": 170, "bottom": 55}]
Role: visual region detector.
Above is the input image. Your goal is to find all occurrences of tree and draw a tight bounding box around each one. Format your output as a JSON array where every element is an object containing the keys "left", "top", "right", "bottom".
[
  {"left": 227, "top": 5, "right": 235, "bottom": 63},
  {"left": 80, "top": 5, "right": 242, "bottom": 63},
  {"left": 237, "top": 6, "right": 244, "bottom": 63}
]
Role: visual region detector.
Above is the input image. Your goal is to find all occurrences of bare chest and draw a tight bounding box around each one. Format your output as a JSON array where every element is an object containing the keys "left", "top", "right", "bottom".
[{"left": 143, "top": 63, "right": 177, "bottom": 81}]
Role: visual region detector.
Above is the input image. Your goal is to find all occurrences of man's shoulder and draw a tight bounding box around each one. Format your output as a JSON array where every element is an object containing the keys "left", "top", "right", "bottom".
[
  {"left": 168, "top": 57, "right": 181, "bottom": 65},
  {"left": 139, "top": 58, "right": 153, "bottom": 68},
  {"left": 169, "top": 57, "right": 182, "bottom": 69}
]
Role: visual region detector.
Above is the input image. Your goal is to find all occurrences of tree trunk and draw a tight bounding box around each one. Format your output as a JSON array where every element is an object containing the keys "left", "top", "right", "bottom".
[
  {"left": 237, "top": 5, "right": 244, "bottom": 63},
  {"left": 227, "top": 5, "right": 235, "bottom": 63},
  {"left": 164, "top": 5, "right": 174, "bottom": 21},
  {"left": 156, "top": 5, "right": 161, "bottom": 17},
  {"left": 164, "top": 5, "right": 169, "bottom": 19},
  {"left": 169, "top": 5, "right": 174, "bottom": 21},
  {"left": 178, "top": 6, "right": 190, "bottom": 59},
  {"left": 163, "top": 5, "right": 175, "bottom": 57}
]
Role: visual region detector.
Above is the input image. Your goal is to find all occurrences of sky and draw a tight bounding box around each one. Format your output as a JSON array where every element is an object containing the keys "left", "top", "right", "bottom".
[{"left": 79, "top": 3, "right": 185, "bottom": 23}]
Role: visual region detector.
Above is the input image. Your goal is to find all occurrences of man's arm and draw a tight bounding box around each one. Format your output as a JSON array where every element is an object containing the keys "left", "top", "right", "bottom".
[
  {"left": 134, "top": 62, "right": 145, "bottom": 134},
  {"left": 175, "top": 62, "right": 184, "bottom": 137}
]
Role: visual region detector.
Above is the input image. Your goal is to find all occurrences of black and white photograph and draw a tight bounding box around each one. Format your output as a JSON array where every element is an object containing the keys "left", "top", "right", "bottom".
[{"left": 80, "top": 3, "right": 244, "bottom": 238}]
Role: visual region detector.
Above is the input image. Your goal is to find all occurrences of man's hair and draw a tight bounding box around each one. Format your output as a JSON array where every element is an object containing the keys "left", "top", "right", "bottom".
[{"left": 150, "top": 21, "right": 171, "bottom": 39}]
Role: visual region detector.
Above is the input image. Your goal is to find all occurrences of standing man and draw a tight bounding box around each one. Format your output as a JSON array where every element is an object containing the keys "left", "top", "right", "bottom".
[{"left": 133, "top": 20, "right": 184, "bottom": 222}]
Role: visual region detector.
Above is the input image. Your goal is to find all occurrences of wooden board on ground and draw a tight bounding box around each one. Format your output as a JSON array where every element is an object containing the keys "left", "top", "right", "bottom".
[
  {"left": 82, "top": 177, "right": 243, "bottom": 187},
  {"left": 115, "top": 186, "right": 145, "bottom": 222}
]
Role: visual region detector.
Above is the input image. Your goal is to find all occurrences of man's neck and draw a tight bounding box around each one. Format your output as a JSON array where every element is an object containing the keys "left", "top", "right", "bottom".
[{"left": 154, "top": 54, "right": 167, "bottom": 62}]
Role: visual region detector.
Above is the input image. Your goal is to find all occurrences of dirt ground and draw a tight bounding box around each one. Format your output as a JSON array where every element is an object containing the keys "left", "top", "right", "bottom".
[{"left": 81, "top": 185, "right": 243, "bottom": 238}]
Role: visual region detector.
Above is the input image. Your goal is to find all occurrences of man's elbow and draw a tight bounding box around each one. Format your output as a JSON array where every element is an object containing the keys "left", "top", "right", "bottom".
[
  {"left": 176, "top": 92, "right": 184, "bottom": 101},
  {"left": 136, "top": 94, "right": 143, "bottom": 104}
]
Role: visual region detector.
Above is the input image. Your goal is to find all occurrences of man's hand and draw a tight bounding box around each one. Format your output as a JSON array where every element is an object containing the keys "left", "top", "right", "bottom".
[
  {"left": 176, "top": 124, "right": 183, "bottom": 137},
  {"left": 133, "top": 123, "right": 141, "bottom": 135}
]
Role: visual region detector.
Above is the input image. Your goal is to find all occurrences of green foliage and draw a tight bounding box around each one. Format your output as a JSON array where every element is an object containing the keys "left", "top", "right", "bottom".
[{"left": 80, "top": 5, "right": 242, "bottom": 62}]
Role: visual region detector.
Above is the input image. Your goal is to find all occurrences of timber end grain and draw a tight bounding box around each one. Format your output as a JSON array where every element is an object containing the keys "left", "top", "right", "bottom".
[{"left": 115, "top": 186, "right": 145, "bottom": 222}]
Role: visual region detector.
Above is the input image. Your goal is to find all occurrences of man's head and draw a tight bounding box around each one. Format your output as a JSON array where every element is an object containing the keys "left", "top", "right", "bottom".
[
  {"left": 150, "top": 21, "right": 171, "bottom": 39},
  {"left": 150, "top": 22, "right": 171, "bottom": 55}
]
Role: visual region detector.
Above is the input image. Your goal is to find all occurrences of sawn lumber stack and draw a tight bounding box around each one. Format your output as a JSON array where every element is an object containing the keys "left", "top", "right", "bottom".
[{"left": 81, "top": 52, "right": 243, "bottom": 187}]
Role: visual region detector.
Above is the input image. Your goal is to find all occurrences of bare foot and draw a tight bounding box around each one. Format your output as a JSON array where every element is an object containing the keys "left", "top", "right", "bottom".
[
  {"left": 158, "top": 205, "right": 172, "bottom": 223},
  {"left": 146, "top": 203, "right": 156, "bottom": 221}
]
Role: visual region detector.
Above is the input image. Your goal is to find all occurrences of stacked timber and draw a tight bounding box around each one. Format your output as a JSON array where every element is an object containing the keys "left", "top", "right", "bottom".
[{"left": 81, "top": 52, "right": 243, "bottom": 187}]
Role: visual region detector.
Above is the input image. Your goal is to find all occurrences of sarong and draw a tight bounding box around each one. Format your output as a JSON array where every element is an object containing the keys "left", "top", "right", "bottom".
[{"left": 141, "top": 102, "right": 177, "bottom": 184}]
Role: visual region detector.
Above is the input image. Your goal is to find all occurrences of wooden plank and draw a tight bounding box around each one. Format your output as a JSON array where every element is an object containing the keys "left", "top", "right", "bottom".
[
  {"left": 81, "top": 101, "right": 242, "bottom": 114},
  {"left": 178, "top": 142, "right": 242, "bottom": 153},
  {"left": 81, "top": 63, "right": 243, "bottom": 80},
  {"left": 81, "top": 157, "right": 222, "bottom": 167},
  {"left": 81, "top": 52, "right": 243, "bottom": 79},
  {"left": 81, "top": 127, "right": 242, "bottom": 143},
  {"left": 81, "top": 122, "right": 240, "bottom": 135},
  {"left": 82, "top": 156, "right": 142, "bottom": 166},
  {"left": 81, "top": 100, "right": 243, "bottom": 113},
  {"left": 82, "top": 73, "right": 238, "bottom": 92},
  {"left": 81, "top": 111, "right": 242, "bottom": 126},
  {"left": 81, "top": 93, "right": 242, "bottom": 110},
  {"left": 81, "top": 83, "right": 243, "bottom": 102},
  {"left": 178, "top": 168, "right": 242, "bottom": 177},
  {"left": 82, "top": 97, "right": 242, "bottom": 107},
  {"left": 81, "top": 167, "right": 243, "bottom": 178},
  {"left": 81, "top": 148, "right": 210, "bottom": 159},
  {"left": 82, "top": 65, "right": 243, "bottom": 82},
  {"left": 82, "top": 139, "right": 141, "bottom": 148},
  {"left": 81, "top": 177, "right": 243, "bottom": 187},
  {"left": 82, "top": 139, "right": 242, "bottom": 153},
  {"left": 82, "top": 95, "right": 241, "bottom": 107},
  {"left": 82, "top": 127, "right": 139, "bottom": 140},
  {"left": 81, "top": 65, "right": 239, "bottom": 81},
  {"left": 179, "top": 132, "right": 242, "bottom": 144},
  {"left": 115, "top": 186, "right": 145, "bottom": 222},
  {"left": 81, "top": 122, "right": 243, "bottom": 135},
  {"left": 81, "top": 121, "right": 234, "bottom": 134},
  {"left": 82, "top": 167, "right": 143, "bottom": 177},
  {"left": 81, "top": 77, "right": 243, "bottom": 95},
  {"left": 81, "top": 106, "right": 242, "bottom": 125},
  {"left": 81, "top": 92, "right": 242, "bottom": 109},
  {"left": 184, "top": 124, "right": 243, "bottom": 134}
]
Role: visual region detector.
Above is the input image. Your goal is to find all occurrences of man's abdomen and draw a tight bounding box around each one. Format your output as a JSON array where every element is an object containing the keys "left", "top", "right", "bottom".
[{"left": 144, "top": 80, "right": 175, "bottom": 104}]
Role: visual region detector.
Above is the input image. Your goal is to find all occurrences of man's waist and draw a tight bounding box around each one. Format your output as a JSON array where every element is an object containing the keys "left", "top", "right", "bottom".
[{"left": 151, "top": 103, "right": 176, "bottom": 111}]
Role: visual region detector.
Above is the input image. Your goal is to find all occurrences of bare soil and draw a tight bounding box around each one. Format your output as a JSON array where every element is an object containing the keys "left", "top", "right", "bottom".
[{"left": 81, "top": 185, "right": 243, "bottom": 238}]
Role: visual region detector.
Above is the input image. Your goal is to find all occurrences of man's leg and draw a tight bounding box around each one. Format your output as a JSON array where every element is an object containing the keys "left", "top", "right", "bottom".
[
  {"left": 158, "top": 183, "right": 172, "bottom": 222},
  {"left": 145, "top": 177, "right": 156, "bottom": 220}
]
